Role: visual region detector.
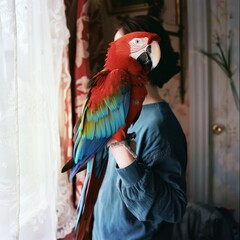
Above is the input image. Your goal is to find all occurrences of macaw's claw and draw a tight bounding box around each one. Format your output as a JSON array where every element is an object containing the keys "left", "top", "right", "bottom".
[{"left": 126, "top": 132, "right": 136, "bottom": 140}]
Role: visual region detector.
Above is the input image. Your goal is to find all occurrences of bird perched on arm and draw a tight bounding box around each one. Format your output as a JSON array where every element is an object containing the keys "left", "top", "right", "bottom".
[
  {"left": 62, "top": 31, "right": 161, "bottom": 237},
  {"left": 63, "top": 31, "right": 161, "bottom": 177}
]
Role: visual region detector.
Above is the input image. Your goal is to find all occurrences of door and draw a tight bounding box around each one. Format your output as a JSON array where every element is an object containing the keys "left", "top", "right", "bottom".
[{"left": 188, "top": 0, "right": 239, "bottom": 222}]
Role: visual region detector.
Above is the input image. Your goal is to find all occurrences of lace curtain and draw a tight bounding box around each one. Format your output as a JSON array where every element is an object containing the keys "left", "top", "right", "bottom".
[{"left": 0, "top": 0, "right": 76, "bottom": 239}]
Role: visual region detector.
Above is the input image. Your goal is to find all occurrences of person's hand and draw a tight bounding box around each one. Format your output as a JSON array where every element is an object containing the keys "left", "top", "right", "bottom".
[{"left": 107, "top": 135, "right": 137, "bottom": 168}]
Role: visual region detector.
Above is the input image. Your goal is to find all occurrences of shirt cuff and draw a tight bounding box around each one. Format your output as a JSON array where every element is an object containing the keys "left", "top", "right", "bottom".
[{"left": 117, "top": 160, "right": 144, "bottom": 186}]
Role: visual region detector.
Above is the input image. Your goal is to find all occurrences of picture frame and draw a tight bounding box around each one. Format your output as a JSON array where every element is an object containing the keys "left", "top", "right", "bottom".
[
  {"left": 106, "top": 0, "right": 149, "bottom": 15},
  {"left": 162, "top": 0, "right": 180, "bottom": 26},
  {"left": 161, "top": 0, "right": 181, "bottom": 37}
]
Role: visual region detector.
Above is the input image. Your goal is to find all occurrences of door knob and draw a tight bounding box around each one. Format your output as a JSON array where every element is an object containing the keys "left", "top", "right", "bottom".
[{"left": 212, "top": 124, "right": 225, "bottom": 135}]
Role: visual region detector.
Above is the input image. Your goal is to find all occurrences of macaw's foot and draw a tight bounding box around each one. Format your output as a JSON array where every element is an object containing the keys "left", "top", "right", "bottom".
[
  {"left": 108, "top": 132, "right": 137, "bottom": 159},
  {"left": 108, "top": 140, "right": 137, "bottom": 159}
]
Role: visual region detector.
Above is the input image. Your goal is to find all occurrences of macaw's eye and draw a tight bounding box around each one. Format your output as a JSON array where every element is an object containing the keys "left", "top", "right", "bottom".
[
  {"left": 135, "top": 39, "right": 141, "bottom": 44},
  {"left": 129, "top": 37, "right": 148, "bottom": 47},
  {"left": 129, "top": 37, "right": 148, "bottom": 53}
]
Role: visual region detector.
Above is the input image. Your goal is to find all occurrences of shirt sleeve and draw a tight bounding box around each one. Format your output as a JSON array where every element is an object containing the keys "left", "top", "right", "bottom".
[{"left": 116, "top": 139, "right": 187, "bottom": 223}]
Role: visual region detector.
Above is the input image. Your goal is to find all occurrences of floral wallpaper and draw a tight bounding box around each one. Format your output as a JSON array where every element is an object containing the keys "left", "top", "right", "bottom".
[{"left": 158, "top": 73, "right": 190, "bottom": 142}]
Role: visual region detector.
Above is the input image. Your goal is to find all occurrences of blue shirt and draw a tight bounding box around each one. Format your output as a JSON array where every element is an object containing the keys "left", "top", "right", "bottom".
[{"left": 92, "top": 101, "right": 187, "bottom": 240}]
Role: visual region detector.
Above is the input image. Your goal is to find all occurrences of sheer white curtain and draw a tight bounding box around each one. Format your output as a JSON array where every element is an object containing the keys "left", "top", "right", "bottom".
[{"left": 0, "top": 0, "right": 75, "bottom": 239}]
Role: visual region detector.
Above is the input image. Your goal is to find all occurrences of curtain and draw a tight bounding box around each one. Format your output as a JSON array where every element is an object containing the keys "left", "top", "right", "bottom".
[
  {"left": 64, "top": 0, "right": 90, "bottom": 206},
  {"left": 58, "top": 45, "right": 76, "bottom": 239},
  {"left": 0, "top": 0, "right": 75, "bottom": 239}
]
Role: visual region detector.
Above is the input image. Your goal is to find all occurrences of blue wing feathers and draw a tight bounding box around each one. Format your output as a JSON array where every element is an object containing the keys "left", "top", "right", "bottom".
[
  {"left": 73, "top": 137, "right": 109, "bottom": 172},
  {"left": 86, "top": 108, "right": 93, "bottom": 122},
  {"left": 103, "top": 117, "right": 111, "bottom": 136},
  {"left": 123, "top": 91, "right": 131, "bottom": 114},
  {"left": 94, "top": 147, "right": 108, "bottom": 178},
  {"left": 119, "top": 105, "right": 126, "bottom": 123}
]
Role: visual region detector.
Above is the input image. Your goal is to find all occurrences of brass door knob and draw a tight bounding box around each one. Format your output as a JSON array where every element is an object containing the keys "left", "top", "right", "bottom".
[{"left": 212, "top": 124, "right": 225, "bottom": 135}]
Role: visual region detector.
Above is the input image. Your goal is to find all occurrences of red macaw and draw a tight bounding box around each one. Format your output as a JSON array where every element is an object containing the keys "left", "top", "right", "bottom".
[{"left": 62, "top": 31, "right": 161, "bottom": 236}]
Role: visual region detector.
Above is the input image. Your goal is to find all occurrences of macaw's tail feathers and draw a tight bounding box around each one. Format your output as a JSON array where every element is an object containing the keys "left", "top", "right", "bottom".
[
  {"left": 75, "top": 149, "right": 108, "bottom": 240},
  {"left": 75, "top": 159, "right": 93, "bottom": 230}
]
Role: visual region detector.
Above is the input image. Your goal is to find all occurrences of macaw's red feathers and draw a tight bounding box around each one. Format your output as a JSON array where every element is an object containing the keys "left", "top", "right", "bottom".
[
  {"left": 111, "top": 73, "right": 147, "bottom": 142},
  {"left": 88, "top": 69, "right": 131, "bottom": 110}
]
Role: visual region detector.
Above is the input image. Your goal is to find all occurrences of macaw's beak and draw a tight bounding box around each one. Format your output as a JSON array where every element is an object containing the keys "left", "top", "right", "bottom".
[{"left": 137, "top": 40, "right": 161, "bottom": 70}]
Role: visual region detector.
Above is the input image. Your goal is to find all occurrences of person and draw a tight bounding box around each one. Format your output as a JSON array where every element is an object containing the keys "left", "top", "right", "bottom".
[{"left": 91, "top": 15, "right": 187, "bottom": 240}]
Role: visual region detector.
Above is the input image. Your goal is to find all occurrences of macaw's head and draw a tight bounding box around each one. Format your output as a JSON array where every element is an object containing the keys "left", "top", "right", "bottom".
[{"left": 105, "top": 31, "right": 161, "bottom": 75}]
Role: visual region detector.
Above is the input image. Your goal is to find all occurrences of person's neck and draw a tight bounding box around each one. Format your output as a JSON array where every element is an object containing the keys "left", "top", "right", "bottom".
[{"left": 143, "top": 83, "right": 163, "bottom": 105}]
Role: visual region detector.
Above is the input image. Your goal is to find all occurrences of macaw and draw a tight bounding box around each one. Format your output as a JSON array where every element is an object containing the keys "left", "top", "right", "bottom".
[{"left": 62, "top": 31, "right": 161, "bottom": 236}]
